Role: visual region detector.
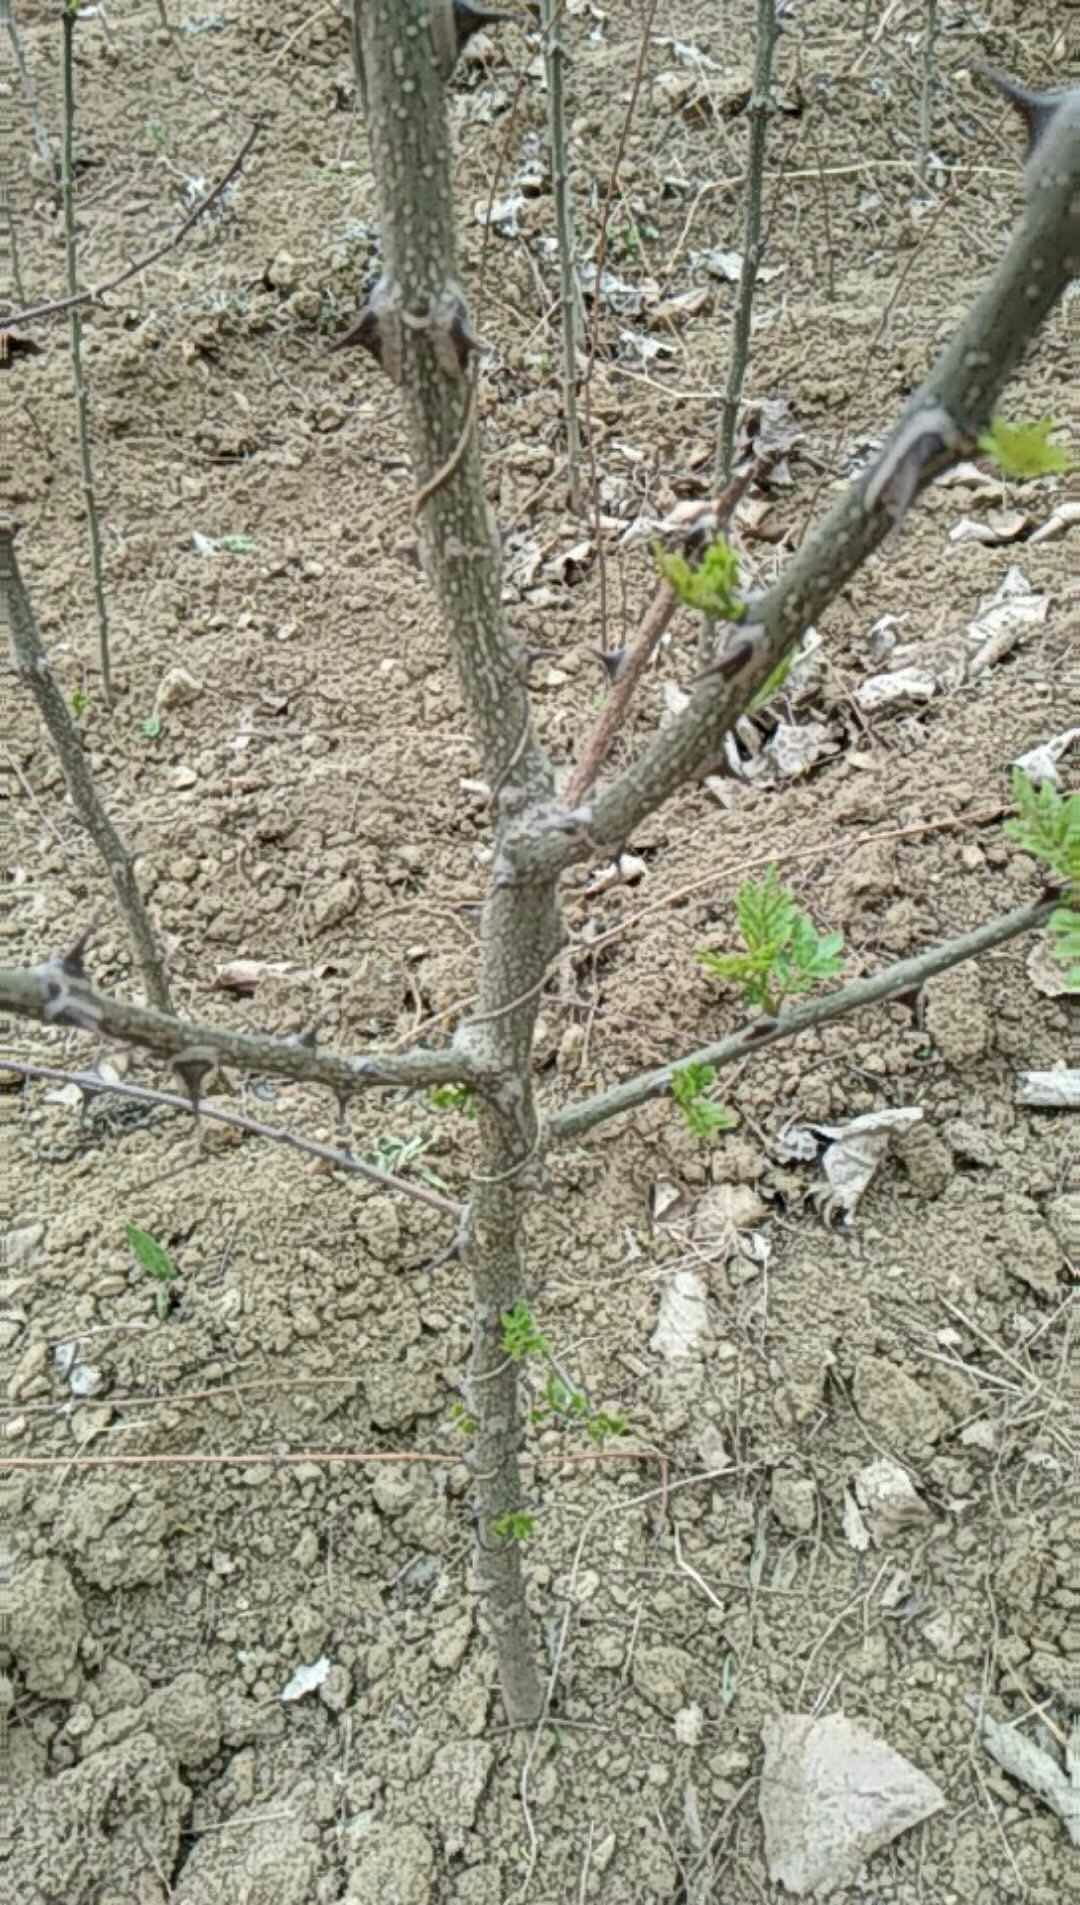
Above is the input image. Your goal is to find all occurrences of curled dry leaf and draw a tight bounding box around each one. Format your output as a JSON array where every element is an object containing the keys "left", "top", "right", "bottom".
[
  {"left": 852, "top": 1458, "right": 933, "bottom": 1542},
  {"left": 1013, "top": 726, "right": 1079, "bottom": 786},
  {"left": 806, "top": 1108, "right": 924, "bottom": 1226}
]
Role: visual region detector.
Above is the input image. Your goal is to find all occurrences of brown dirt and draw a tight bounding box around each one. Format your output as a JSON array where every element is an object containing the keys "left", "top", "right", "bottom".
[{"left": 1, "top": 2, "right": 1078, "bottom": 1901}]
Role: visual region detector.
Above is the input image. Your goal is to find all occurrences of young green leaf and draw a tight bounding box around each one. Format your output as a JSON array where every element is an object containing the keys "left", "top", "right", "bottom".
[
  {"left": 501, "top": 1301, "right": 549, "bottom": 1362},
  {"left": 1048, "top": 906, "right": 1080, "bottom": 989},
  {"left": 670, "top": 1061, "right": 738, "bottom": 1140},
  {"left": 493, "top": 1511, "right": 535, "bottom": 1543},
  {"left": 699, "top": 866, "right": 844, "bottom": 1016},
  {"left": 979, "top": 416, "right": 1071, "bottom": 481},
  {"left": 655, "top": 535, "right": 744, "bottom": 620},
  {"left": 1005, "top": 769, "right": 1080, "bottom": 887},
  {"left": 125, "top": 1223, "right": 177, "bottom": 1282},
  {"left": 429, "top": 1083, "right": 477, "bottom": 1117}
]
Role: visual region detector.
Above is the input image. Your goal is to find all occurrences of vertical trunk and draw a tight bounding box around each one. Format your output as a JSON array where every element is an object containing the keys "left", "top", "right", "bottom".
[{"left": 356, "top": 0, "right": 561, "bottom": 1724}]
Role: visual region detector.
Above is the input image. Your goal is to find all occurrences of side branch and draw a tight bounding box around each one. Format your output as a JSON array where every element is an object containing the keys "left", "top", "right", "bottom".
[
  {"left": 516, "top": 94, "right": 1080, "bottom": 877},
  {"left": 1, "top": 522, "right": 172, "bottom": 1012},
  {"left": 0, "top": 960, "right": 477, "bottom": 1098},
  {"left": 546, "top": 895, "right": 1057, "bottom": 1143}
]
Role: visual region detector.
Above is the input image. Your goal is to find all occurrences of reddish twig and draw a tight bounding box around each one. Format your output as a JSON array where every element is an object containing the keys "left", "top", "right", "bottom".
[{"left": 564, "top": 462, "right": 767, "bottom": 806}]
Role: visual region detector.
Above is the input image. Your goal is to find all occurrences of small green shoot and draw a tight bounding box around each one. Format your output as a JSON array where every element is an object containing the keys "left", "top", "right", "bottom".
[
  {"left": 979, "top": 416, "right": 1071, "bottom": 481},
  {"left": 70, "top": 686, "right": 88, "bottom": 719},
  {"left": 449, "top": 1399, "right": 477, "bottom": 1436},
  {"left": 501, "top": 1300, "right": 550, "bottom": 1362},
  {"left": 655, "top": 534, "right": 744, "bottom": 621},
  {"left": 1005, "top": 768, "right": 1080, "bottom": 987},
  {"left": 141, "top": 714, "right": 162, "bottom": 741},
  {"left": 429, "top": 1083, "right": 477, "bottom": 1118},
  {"left": 747, "top": 647, "right": 795, "bottom": 714},
  {"left": 530, "top": 1373, "right": 627, "bottom": 1445},
  {"left": 217, "top": 534, "right": 257, "bottom": 555},
  {"left": 671, "top": 1061, "right": 738, "bottom": 1141},
  {"left": 126, "top": 1222, "right": 179, "bottom": 1318},
  {"left": 504, "top": 1303, "right": 628, "bottom": 1447},
  {"left": 492, "top": 1511, "right": 535, "bottom": 1543},
  {"left": 699, "top": 865, "right": 844, "bottom": 1017},
  {"left": 365, "top": 1132, "right": 449, "bottom": 1193}
]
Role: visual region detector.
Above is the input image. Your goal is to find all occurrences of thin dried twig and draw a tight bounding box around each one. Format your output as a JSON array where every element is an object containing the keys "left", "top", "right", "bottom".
[
  {"left": 0, "top": 1058, "right": 465, "bottom": 1218},
  {"left": 3, "top": 117, "right": 264, "bottom": 329},
  {"left": 1, "top": 524, "right": 171, "bottom": 1010},
  {"left": 564, "top": 462, "right": 767, "bottom": 806}
]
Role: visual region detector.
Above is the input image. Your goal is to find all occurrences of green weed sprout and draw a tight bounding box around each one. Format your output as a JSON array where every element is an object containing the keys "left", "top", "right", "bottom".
[
  {"left": 364, "top": 1131, "right": 450, "bottom": 1193},
  {"left": 979, "top": 416, "right": 1071, "bottom": 480},
  {"left": 699, "top": 865, "right": 844, "bottom": 1016},
  {"left": 1005, "top": 768, "right": 1080, "bottom": 988},
  {"left": 429, "top": 1082, "right": 477, "bottom": 1117},
  {"left": 670, "top": 1061, "right": 738, "bottom": 1140},
  {"left": 501, "top": 1300, "right": 550, "bottom": 1362},
  {"left": 501, "top": 1302, "right": 627, "bottom": 1447},
  {"left": 126, "top": 1223, "right": 179, "bottom": 1319},
  {"left": 492, "top": 1511, "right": 535, "bottom": 1543}
]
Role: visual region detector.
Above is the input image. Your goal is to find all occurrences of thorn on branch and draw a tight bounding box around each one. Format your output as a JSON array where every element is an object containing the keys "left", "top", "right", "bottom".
[
  {"left": 592, "top": 647, "right": 631, "bottom": 686},
  {"left": 861, "top": 404, "right": 969, "bottom": 528},
  {"left": 172, "top": 1046, "right": 220, "bottom": 1114},
  {"left": 36, "top": 928, "right": 103, "bottom": 1031},
  {"left": 60, "top": 923, "right": 94, "bottom": 981},
  {"left": 333, "top": 274, "right": 403, "bottom": 383},
  {"left": 436, "top": 2, "right": 510, "bottom": 81},
  {"left": 977, "top": 63, "right": 1070, "bottom": 165}
]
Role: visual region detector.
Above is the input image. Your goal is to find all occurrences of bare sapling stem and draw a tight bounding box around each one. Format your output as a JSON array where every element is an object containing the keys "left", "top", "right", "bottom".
[
  {"left": 60, "top": 0, "right": 113, "bottom": 709},
  {"left": 717, "top": 0, "right": 781, "bottom": 482},
  {"left": 541, "top": 0, "right": 584, "bottom": 510}
]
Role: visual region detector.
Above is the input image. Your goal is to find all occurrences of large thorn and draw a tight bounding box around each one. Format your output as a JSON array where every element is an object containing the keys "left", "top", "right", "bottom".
[{"left": 977, "top": 64, "right": 1070, "bottom": 163}]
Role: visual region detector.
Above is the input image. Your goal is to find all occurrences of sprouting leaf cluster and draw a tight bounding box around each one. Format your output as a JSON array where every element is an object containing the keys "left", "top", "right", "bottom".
[
  {"left": 670, "top": 1061, "right": 738, "bottom": 1141},
  {"left": 655, "top": 534, "right": 744, "bottom": 620},
  {"left": 1005, "top": 768, "right": 1080, "bottom": 987},
  {"left": 979, "top": 416, "right": 1071, "bottom": 480},
  {"left": 698, "top": 865, "right": 844, "bottom": 1017},
  {"left": 429, "top": 1082, "right": 477, "bottom": 1117},
  {"left": 531, "top": 1373, "right": 626, "bottom": 1446},
  {"left": 499, "top": 1302, "right": 627, "bottom": 1447},
  {"left": 492, "top": 1511, "right": 535, "bottom": 1543}
]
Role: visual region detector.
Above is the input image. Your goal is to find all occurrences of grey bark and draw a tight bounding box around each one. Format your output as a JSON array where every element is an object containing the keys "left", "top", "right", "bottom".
[
  {"left": 1, "top": 523, "right": 171, "bottom": 1012},
  {"left": 356, "top": 0, "right": 558, "bottom": 1725}
]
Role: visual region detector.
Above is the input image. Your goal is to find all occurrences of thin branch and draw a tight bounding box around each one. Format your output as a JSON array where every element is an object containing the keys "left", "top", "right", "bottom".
[
  {"left": 515, "top": 93, "right": 1080, "bottom": 880},
  {"left": 61, "top": 2, "right": 113, "bottom": 708},
  {"left": 717, "top": 0, "right": 781, "bottom": 482},
  {"left": 2, "top": 117, "right": 264, "bottom": 330},
  {"left": 565, "top": 462, "right": 767, "bottom": 807},
  {"left": 546, "top": 894, "right": 1058, "bottom": 1143},
  {"left": 2, "top": 0, "right": 52, "bottom": 173},
  {"left": 564, "top": 580, "right": 677, "bottom": 808},
  {"left": 0, "top": 955, "right": 477, "bottom": 1097},
  {"left": 541, "top": 0, "right": 583, "bottom": 509},
  {"left": 0, "top": 1059, "right": 466, "bottom": 1218},
  {"left": 1, "top": 522, "right": 172, "bottom": 1011}
]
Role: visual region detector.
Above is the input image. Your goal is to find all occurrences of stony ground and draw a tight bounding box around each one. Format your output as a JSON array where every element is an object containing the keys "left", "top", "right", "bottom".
[{"left": 1, "top": 2, "right": 1078, "bottom": 1901}]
